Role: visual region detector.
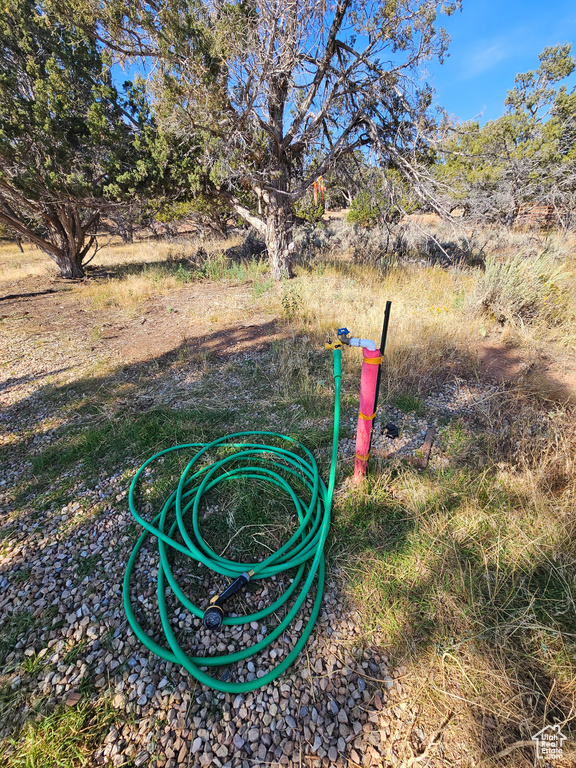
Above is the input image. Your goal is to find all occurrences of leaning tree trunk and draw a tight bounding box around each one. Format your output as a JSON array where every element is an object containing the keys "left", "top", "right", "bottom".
[
  {"left": 0, "top": 196, "right": 99, "bottom": 278},
  {"left": 266, "top": 192, "right": 294, "bottom": 280}
]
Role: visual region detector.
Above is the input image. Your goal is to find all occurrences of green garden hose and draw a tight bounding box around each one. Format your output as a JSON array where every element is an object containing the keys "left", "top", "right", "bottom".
[{"left": 123, "top": 348, "right": 342, "bottom": 693}]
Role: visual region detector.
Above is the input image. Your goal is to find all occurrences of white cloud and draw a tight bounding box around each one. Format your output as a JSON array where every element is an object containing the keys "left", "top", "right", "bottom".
[{"left": 464, "top": 42, "right": 510, "bottom": 77}]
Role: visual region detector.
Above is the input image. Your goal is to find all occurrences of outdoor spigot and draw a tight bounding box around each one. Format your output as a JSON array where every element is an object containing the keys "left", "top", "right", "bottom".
[
  {"left": 337, "top": 327, "right": 351, "bottom": 344},
  {"left": 203, "top": 570, "right": 254, "bottom": 630}
]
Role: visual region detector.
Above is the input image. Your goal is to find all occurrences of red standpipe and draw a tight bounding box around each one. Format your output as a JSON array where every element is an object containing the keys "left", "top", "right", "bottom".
[{"left": 353, "top": 346, "right": 381, "bottom": 483}]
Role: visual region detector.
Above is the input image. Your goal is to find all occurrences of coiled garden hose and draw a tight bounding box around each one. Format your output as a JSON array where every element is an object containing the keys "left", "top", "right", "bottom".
[{"left": 123, "top": 348, "right": 342, "bottom": 693}]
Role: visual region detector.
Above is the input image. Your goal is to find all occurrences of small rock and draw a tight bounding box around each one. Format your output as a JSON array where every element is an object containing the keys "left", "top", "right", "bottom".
[
  {"left": 112, "top": 693, "right": 125, "bottom": 708},
  {"left": 65, "top": 692, "right": 82, "bottom": 707}
]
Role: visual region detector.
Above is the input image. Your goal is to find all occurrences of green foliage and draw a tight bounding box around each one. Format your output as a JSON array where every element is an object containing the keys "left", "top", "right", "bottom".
[
  {"left": 29, "top": 402, "right": 233, "bottom": 485},
  {"left": 504, "top": 43, "right": 575, "bottom": 118},
  {"left": 393, "top": 393, "right": 426, "bottom": 416},
  {"left": 347, "top": 169, "right": 418, "bottom": 228},
  {"left": 281, "top": 284, "right": 303, "bottom": 318},
  {"left": 347, "top": 191, "right": 383, "bottom": 228},
  {"left": 293, "top": 192, "right": 325, "bottom": 223},
  {"left": 437, "top": 44, "right": 576, "bottom": 223},
  {"left": 0, "top": 612, "right": 35, "bottom": 666},
  {"left": 75, "top": 553, "right": 101, "bottom": 578},
  {"left": 0, "top": 2, "right": 161, "bottom": 276},
  {"left": 251, "top": 276, "right": 274, "bottom": 300},
  {"left": 148, "top": 193, "right": 231, "bottom": 236}
]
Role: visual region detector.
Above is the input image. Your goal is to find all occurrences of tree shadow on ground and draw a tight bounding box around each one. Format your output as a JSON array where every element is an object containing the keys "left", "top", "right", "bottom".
[{"left": 0, "top": 288, "right": 62, "bottom": 302}]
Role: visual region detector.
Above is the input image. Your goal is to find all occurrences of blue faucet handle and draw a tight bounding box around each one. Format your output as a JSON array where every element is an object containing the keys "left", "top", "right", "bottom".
[{"left": 337, "top": 327, "right": 350, "bottom": 338}]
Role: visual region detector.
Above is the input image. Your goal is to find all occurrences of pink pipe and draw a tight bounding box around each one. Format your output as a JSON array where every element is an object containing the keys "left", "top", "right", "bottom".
[{"left": 353, "top": 347, "right": 381, "bottom": 483}]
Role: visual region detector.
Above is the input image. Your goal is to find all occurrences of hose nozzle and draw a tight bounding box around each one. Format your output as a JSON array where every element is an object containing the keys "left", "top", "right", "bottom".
[{"left": 202, "top": 571, "right": 254, "bottom": 630}]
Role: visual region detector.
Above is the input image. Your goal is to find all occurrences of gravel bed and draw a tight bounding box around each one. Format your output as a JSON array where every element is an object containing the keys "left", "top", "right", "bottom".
[
  {"left": 368, "top": 379, "right": 499, "bottom": 465},
  {"left": 0, "top": 485, "right": 415, "bottom": 767}
]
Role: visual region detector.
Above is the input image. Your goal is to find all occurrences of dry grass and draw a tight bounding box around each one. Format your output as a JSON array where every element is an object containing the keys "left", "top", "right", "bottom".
[
  {"left": 261, "top": 259, "right": 485, "bottom": 400},
  {"left": 0, "top": 242, "right": 53, "bottom": 282},
  {"left": 332, "top": 390, "right": 576, "bottom": 764},
  {"left": 0, "top": 233, "right": 245, "bottom": 288}
]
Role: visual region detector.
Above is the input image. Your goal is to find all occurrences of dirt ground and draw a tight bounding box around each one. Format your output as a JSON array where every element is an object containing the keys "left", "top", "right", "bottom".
[
  {"left": 3, "top": 272, "right": 575, "bottom": 407},
  {"left": 0, "top": 274, "right": 282, "bottom": 363}
]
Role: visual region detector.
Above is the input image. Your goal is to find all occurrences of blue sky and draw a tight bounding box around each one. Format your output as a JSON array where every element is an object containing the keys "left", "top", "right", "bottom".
[{"left": 425, "top": 0, "right": 576, "bottom": 124}]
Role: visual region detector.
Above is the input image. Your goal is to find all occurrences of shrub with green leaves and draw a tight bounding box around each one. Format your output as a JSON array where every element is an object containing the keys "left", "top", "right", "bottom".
[
  {"left": 347, "top": 191, "right": 383, "bottom": 228},
  {"left": 293, "top": 192, "right": 325, "bottom": 223}
]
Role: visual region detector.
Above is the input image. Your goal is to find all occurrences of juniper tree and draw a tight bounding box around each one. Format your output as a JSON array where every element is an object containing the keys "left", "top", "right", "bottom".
[
  {"left": 0, "top": 1, "right": 159, "bottom": 277},
  {"left": 81, "top": 0, "right": 460, "bottom": 278},
  {"left": 437, "top": 44, "right": 576, "bottom": 225}
]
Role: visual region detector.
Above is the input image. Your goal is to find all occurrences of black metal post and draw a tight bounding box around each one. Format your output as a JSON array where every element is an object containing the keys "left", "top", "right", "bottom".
[{"left": 370, "top": 301, "right": 391, "bottom": 450}]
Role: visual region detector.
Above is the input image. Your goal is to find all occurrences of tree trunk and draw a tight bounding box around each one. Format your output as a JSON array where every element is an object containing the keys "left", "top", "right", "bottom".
[
  {"left": 53, "top": 246, "right": 87, "bottom": 278},
  {"left": 0, "top": 198, "right": 98, "bottom": 278},
  {"left": 120, "top": 223, "right": 133, "bottom": 244},
  {"left": 266, "top": 193, "right": 294, "bottom": 280},
  {"left": 46, "top": 206, "right": 99, "bottom": 278}
]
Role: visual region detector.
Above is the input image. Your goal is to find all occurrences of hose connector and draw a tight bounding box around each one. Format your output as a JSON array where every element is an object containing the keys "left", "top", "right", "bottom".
[
  {"left": 203, "top": 570, "right": 254, "bottom": 630},
  {"left": 337, "top": 327, "right": 377, "bottom": 351},
  {"left": 337, "top": 327, "right": 351, "bottom": 345}
]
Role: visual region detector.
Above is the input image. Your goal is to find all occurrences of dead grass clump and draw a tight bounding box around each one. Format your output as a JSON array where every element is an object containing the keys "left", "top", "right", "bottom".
[
  {"left": 476, "top": 250, "right": 571, "bottom": 326},
  {"left": 80, "top": 269, "right": 182, "bottom": 309}
]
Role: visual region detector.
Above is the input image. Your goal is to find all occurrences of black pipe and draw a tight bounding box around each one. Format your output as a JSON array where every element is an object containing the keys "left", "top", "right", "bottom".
[{"left": 370, "top": 301, "right": 392, "bottom": 451}]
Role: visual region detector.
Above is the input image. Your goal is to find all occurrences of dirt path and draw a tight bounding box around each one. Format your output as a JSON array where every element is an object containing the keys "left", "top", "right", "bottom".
[
  {"left": 0, "top": 276, "right": 283, "bottom": 407},
  {"left": 474, "top": 339, "right": 576, "bottom": 403}
]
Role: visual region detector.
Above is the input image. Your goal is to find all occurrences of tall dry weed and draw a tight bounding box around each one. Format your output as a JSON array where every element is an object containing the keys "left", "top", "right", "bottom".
[{"left": 476, "top": 251, "right": 571, "bottom": 326}]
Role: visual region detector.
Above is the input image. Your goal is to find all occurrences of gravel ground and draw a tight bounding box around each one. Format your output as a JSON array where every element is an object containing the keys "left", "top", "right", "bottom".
[{"left": 0, "top": 477, "right": 418, "bottom": 768}]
